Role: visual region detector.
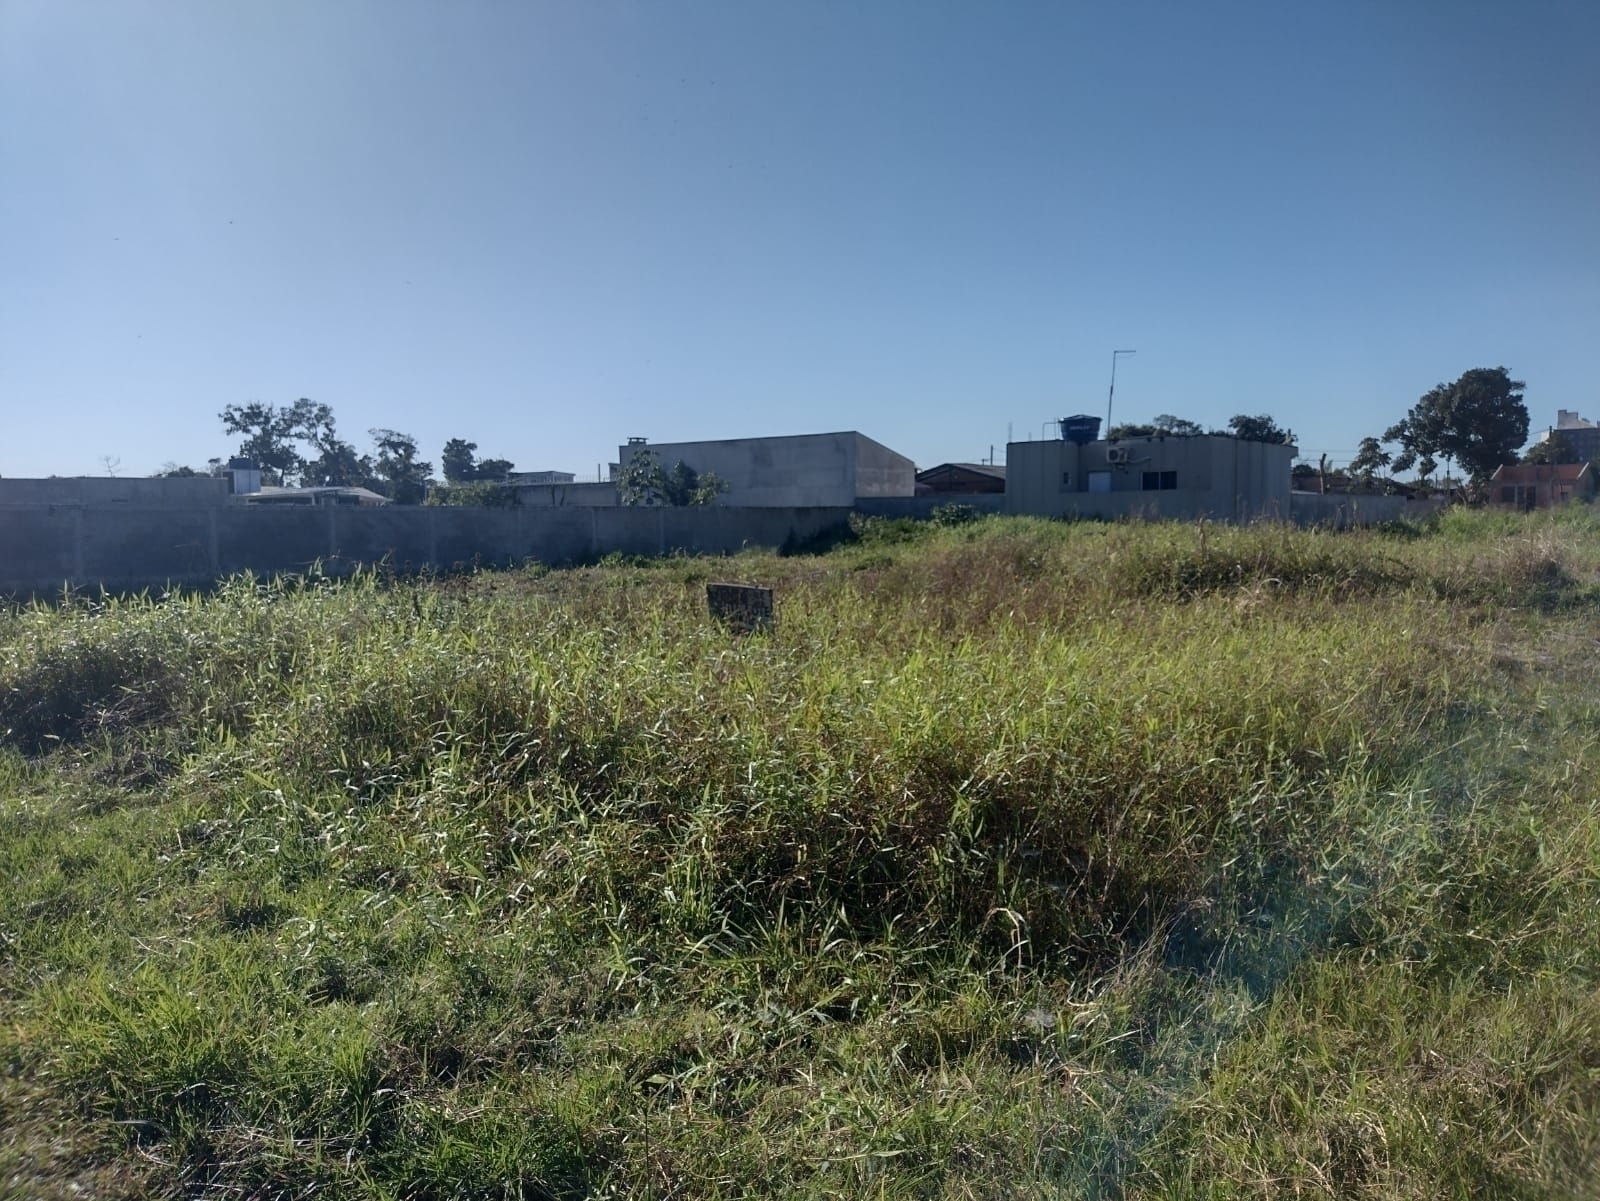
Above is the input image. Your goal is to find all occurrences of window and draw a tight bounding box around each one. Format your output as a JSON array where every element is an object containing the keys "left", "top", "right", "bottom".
[
  {"left": 1060, "top": 470, "right": 1071, "bottom": 491},
  {"left": 1141, "top": 470, "right": 1177, "bottom": 491},
  {"left": 1501, "top": 486, "right": 1516, "bottom": 502}
]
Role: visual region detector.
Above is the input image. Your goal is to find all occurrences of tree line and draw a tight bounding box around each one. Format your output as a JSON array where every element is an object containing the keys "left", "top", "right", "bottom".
[
  {"left": 1118, "top": 370, "right": 1536, "bottom": 495},
  {"left": 1107, "top": 413, "right": 1297, "bottom": 444},
  {"left": 159, "top": 400, "right": 521, "bottom": 504},
  {"left": 164, "top": 399, "right": 726, "bottom": 506}
]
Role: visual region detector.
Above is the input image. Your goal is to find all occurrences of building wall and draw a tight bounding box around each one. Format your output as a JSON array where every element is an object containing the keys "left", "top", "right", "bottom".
[
  {"left": 512, "top": 481, "right": 620, "bottom": 507},
  {"left": 851, "top": 434, "right": 917, "bottom": 499},
  {"left": 0, "top": 476, "right": 231, "bottom": 507},
  {"left": 618, "top": 432, "right": 914, "bottom": 507},
  {"left": 0, "top": 504, "right": 853, "bottom": 595},
  {"left": 1289, "top": 492, "right": 1446, "bottom": 527},
  {"left": 1488, "top": 465, "right": 1596, "bottom": 509},
  {"left": 1005, "top": 435, "right": 1295, "bottom": 521},
  {"left": 854, "top": 494, "right": 1007, "bottom": 518}
]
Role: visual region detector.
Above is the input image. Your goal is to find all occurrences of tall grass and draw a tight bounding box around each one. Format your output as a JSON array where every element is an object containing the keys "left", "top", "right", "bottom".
[{"left": 2, "top": 510, "right": 1599, "bottom": 1196}]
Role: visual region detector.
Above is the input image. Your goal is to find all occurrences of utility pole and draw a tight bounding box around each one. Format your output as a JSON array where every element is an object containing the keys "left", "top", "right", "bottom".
[{"left": 1105, "top": 349, "right": 1137, "bottom": 433}]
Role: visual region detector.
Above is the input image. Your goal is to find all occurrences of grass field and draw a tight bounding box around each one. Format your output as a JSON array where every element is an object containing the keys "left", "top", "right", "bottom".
[{"left": 3, "top": 509, "right": 1599, "bottom": 1199}]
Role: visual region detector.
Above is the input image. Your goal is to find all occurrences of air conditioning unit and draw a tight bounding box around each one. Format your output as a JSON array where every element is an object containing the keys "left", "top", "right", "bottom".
[{"left": 1106, "top": 447, "right": 1130, "bottom": 465}]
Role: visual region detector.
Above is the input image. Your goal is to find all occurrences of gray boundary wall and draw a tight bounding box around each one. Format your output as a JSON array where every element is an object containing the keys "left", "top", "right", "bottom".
[
  {"left": 1289, "top": 492, "right": 1446, "bottom": 527},
  {"left": 0, "top": 477, "right": 230, "bottom": 507},
  {"left": 0, "top": 505, "right": 852, "bottom": 595},
  {"left": 853, "top": 495, "right": 1007, "bottom": 518}
]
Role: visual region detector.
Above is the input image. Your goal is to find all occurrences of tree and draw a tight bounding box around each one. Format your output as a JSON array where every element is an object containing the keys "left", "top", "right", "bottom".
[
  {"left": 155, "top": 462, "right": 200, "bottom": 478},
  {"left": 441, "top": 438, "right": 479, "bottom": 484},
  {"left": 1521, "top": 432, "right": 1579, "bottom": 465},
  {"left": 220, "top": 402, "right": 299, "bottom": 484},
  {"left": 617, "top": 450, "right": 726, "bottom": 506},
  {"left": 1106, "top": 422, "right": 1160, "bottom": 439},
  {"left": 219, "top": 397, "right": 344, "bottom": 485},
  {"left": 290, "top": 402, "right": 370, "bottom": 487},
  {"left": 474, "top": 457, "right": 515, "bottom": 481},
  {"left": 1225, "top": 414, "right": 1296, "bottom": 445},
  {"left": 1152, "top": 414, "right": 1206, "bottom": 437},
  {"left": 1384, "top": 367, "right": 1527, "bottom": 484},
  {"left": 442, "top": 438, "right": 515, "bottom": 483},
  {"left": 1347, "top": 436, "right": 1392, "bottom": 491},
  {"left": 368, "top": 429, "right": 433, "bottom": 504},
  {"left": 304, "top": 438, "right": 372, "bottom": 488}
]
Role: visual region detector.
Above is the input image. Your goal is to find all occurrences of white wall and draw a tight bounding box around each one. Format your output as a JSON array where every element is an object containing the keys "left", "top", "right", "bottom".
[{"left": 618, "top": 432, "right": 914, "bottom": 507}]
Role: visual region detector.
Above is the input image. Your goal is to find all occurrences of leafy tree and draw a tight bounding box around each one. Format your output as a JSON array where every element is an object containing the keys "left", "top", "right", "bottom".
[
  {"left": 155, "top": 463, "right": 200, "bottom": 478},
  {"left": 474, "top": 457, "right": 515, "bottom": 481},
  {"left": 219, "top": 397, "right": 348, "bottom": 486},
  {"left": 1106, "top": 422, "right": 1160, "bottom": 439},
  {"left": 1225, "top": 414, "right": 1296, "bottom": 445},
  {"left": 219, "top": 401, "right": 304, "bottom": 484},
  {"left": 304, "top": 439, "right": 372, "bottom": 488},
  {"left": 425, "top": 481, "right": 518, "bottom": 508},
  {"left": 1384, "top": 367, "right": 1528, "bottom": 483},
  {"left": 368, "top": 429, "right": 433, "bottom": 504},
  {"left": 1347, "top": 436, "right": 1392, "bottom": 490},
  {"left": 441, "top": 438, "right": 479, "bottom": 484},
  {"left": 1152, "top": 414, "right": 1206, "bottom": 437},
  {"left": 1521, "top": 432, "right": 1580, "bottom": 465},
  {"left": 442, "top": 438, "right": 515, "bottom": 483},
  {"left": 617, "top": 450, "right": 726, "bottom": 506}
]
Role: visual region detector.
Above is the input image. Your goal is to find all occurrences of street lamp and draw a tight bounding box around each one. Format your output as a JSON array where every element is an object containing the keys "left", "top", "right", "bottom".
[{"left": 1105, "top": 349, "right": 1137, "bottom": 434}]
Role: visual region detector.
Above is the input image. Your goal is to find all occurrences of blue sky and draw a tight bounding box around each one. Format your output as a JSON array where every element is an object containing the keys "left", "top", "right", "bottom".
[{"left": 3, "top": 1, "right": 1596, "bottom": 480}]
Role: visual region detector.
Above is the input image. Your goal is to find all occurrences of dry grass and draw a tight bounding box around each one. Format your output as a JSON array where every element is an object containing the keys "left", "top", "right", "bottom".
[{"left": 2, "top": 509, "right": 1599, "bottom": 1197}]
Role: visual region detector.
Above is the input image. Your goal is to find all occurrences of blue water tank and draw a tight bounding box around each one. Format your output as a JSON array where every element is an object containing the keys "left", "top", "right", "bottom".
[{"left": 1058, "top": 415, "right": 1101, "bottom": 445}]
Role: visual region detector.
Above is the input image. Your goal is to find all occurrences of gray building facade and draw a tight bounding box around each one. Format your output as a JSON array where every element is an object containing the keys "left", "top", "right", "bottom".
[
  {"left": 1005, "top": 434, "right": 1296, "bottom": 522},
  {"left": 617, "top": 431, "right": 915, "bottom": 507}
]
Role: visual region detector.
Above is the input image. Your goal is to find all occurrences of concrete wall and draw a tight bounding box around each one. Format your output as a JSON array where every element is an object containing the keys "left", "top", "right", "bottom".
[
  {"left": 1290, "top": 492, "right": 1446, "bottom": 527},
  {"left": 618, "top": 431, "right": 915, "bottom": 507},
  {"left": 0, "top": 505, "right": 853, "bottom": 595},
  {"left": 854, "top": 494, "right": 1007, "bottom": 519},
  {"left": 0, "top": 476, "right": 231, "bottom": 507},
  {"left": 513, "top": 481, "right": 620, "bottom": 507},
  {"left": 851, "top": 433, "right": 918, "bottom": 499},
  {"left": 1005, "top": 435, "right": 1295, "bottom": 521}
]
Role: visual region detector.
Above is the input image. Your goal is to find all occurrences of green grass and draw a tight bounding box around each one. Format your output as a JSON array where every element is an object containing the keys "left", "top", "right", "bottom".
[{"left": 3, "top": 510, "right": 1600, "bottom": 1197}]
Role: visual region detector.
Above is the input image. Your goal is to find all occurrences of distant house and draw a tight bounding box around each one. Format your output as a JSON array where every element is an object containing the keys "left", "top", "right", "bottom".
[
  {"left": 617, "top": 431, "right": 915, "bottom": 507},
  {"left": 916, "top": 462, "right": 1006, "bottom": 495},
  {"left": 244, "top": 485, "right": 390, "bottom": 507},
  {"left": 506, "top": 470, "right": 577, "bottom": 486},
  {"left": 1488, "top": 462, "right": 1597, "bottom": 509}
]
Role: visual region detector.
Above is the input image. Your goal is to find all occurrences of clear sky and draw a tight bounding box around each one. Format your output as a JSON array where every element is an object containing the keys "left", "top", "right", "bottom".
[{"left": 3, "top": 0, "right": 1596, "bottom": 480}]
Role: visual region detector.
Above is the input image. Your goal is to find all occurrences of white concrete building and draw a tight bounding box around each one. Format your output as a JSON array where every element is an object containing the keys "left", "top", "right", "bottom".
[{"left": 617, "top": 431, "right": 915, "bottom": 507}]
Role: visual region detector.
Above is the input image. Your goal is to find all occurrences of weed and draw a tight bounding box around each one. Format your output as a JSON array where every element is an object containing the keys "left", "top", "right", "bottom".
[{"left": 1, "top": 513, "right": 1598, "bottom": 1196}]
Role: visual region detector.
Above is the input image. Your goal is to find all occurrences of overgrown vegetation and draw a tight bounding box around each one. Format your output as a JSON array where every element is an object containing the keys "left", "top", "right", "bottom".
[{"left": 3, "top": 511, "right": 1600, "bottom": 1197}]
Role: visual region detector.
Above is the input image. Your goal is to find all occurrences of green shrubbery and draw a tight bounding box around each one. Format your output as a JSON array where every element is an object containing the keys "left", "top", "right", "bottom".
[{"left": 2, "top": 511, "right": 1600, "bottom": 1196}]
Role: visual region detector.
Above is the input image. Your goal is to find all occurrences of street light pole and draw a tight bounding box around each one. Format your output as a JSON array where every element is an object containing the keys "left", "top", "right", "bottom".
[{"left": 1106, "top": 349, "right": 1137, "bottom": 435}]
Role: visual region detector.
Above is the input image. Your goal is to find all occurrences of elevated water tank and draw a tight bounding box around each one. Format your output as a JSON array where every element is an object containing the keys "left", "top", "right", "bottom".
[
  {"left": 228, "top": 457, "right": 261, "bottom": 495},
  {"left": 1058, "top": 415, "right": 1101, "bottom": 445}
]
